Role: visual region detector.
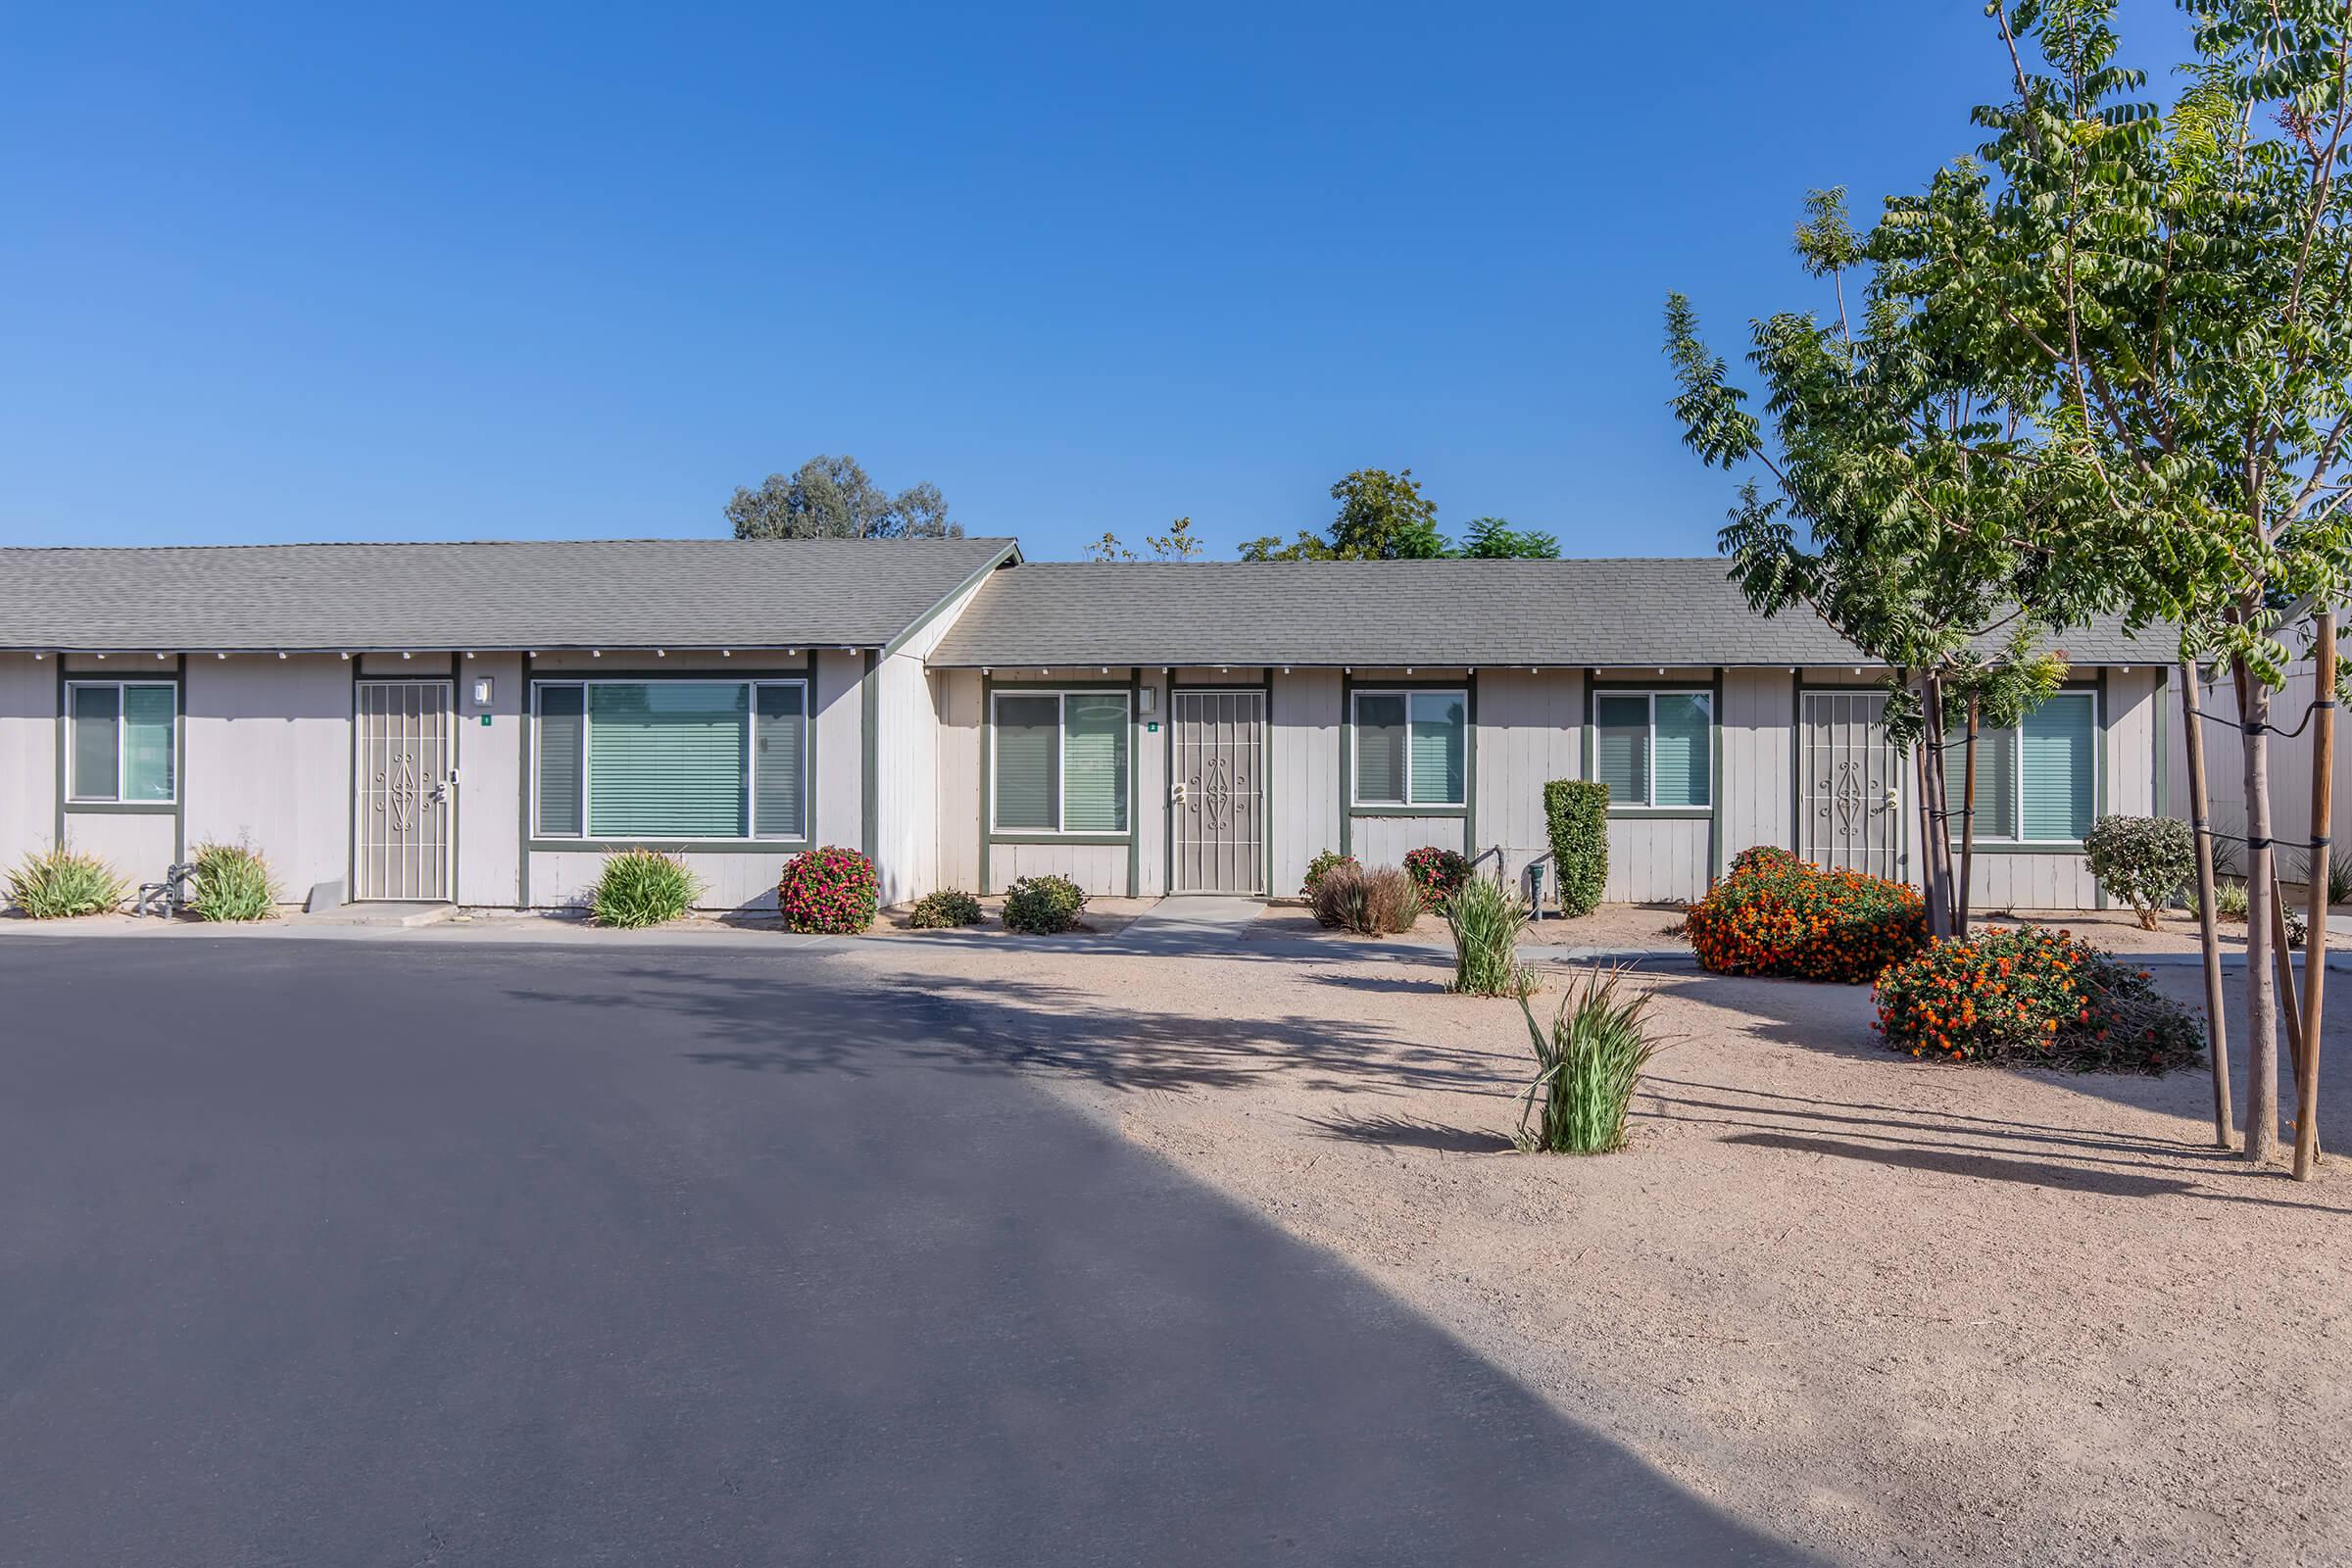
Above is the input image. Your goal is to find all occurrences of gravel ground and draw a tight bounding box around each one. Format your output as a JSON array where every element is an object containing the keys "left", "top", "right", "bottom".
[{"left": 829, "top": 935, "right": 2352, "bottom": 1568}]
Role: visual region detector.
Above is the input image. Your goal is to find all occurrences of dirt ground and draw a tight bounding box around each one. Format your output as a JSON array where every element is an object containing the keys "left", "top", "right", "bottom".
[{"left": 832, "top": 934, "right": 2352, "bottom": 1568}]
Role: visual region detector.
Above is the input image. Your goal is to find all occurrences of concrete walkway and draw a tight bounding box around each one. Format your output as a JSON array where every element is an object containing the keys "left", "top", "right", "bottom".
[{"left": 1100, "top": 895, "right": 1268, "bottom": 954}]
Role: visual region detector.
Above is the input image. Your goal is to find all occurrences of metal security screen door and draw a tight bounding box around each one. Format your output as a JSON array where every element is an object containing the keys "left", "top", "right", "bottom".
[
  {"left": 355, "top": 680, "right": 455, "bottom": 901},
  {"left": 1800, "top": 690, "right": 1905, "bottom": 882},
  {"left": 1171, "top": 690, "right": 1265, "bottom": 894}
]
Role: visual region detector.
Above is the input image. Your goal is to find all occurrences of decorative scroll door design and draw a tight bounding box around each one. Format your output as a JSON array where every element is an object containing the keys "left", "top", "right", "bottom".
[
  {"left": 1800, "top": 690, "right": 1904, "bottom": 882},
  {"left": 354, "top": 680, "right": 454, "bottom": 901},
  {"left": 1170, "top": 689, "right": 1265, "bottom": 894}
]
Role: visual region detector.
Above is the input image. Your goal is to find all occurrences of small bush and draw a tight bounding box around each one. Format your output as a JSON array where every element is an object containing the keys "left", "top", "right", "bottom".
[
  {"left": 1003, "top": 873, "right": 1089, "bottom": 934},
  {"left": 1684, "top": 850, "right": 1927, "bottom": 983},
  {"left": 1302, "top": 849, "right": 1359, "bottom": 901},
  {"left": 1874, "top": 926, "right": 2204, "bottom": 1073},
  {"left": 1311, "top": 864, "right": 1422, "bottom": 935},
  {"left": 1515, "top": 968, "right": 1656, "bottom": 1153},
  {"left": 909, "top": 888, "right": 983, "bottom": 929},
  {"left": 592, "top": 850, "right": 700, "bottom": 928},
  {"left": 188, "top": 841, "right": 276, "bottom": 922},
  {"left": 2083, "top": 814, "right": 2194, "bottom": 931},
  {"left": 2191, "top": 878, "right": 2251, "bottom": 921},
  {"left": 777, "top": 846, "right": 878, "bottom": 934},
  {"left": 1543, "top": 780, "right": 1609, "bottom": 917},
  {"left": 1402, "top": 846, "right": 1472, "bottom": 909},
  {"left": 5, "top": 846, "right": 127, "bottom": 918},
  {"left": 1446, "top": 874, "right": 1534, "bottom": 997}
]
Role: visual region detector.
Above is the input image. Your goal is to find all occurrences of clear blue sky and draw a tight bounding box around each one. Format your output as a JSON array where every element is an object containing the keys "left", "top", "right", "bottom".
[{"left": 0, "top": 2, "right": 2190, "bottom": 562}]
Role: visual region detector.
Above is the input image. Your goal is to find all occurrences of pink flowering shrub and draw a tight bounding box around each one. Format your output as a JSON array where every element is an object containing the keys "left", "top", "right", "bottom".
[{"left": 777, "top": 845, "right": 878, "bottom": 934}]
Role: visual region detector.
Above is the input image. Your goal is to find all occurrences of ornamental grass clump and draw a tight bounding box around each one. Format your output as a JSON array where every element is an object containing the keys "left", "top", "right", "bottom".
[
  {"left": 187, "top": 841, "right": 276, "bottom": 922},
  {"left": 592, "top": 849, "right": 700, "bottom": 928},
  {"left": 5, "top": 846, "right": 126, "bottom": 919},
  {"left": 1874, "top": 925, "right": 2204, "bottom": 1073},
  {"left": 1446, "top": 873, "right": 1535, "bottom": 997},
  {"left": 1311, "top": 864, "right": 1421, "bottom": 935},
  {"left": 1003, "top": 873, "right": 1088, "bottom": 934},
  {"left": 1683, "top": 848, "right": 1926, "bottom": 983},
  {"left": 2083, "top": 814, "right": 2194, "bottom": 931},
  {"left": 1402, "top": 845, "right": 1472, "bottom": 910},
  {"left": 777, "top": 846, "right": 877, "bottom": 934},
  {"left": 908, "top": 888, "right": 983, "bottom": 929},
  {"left": 1515, "top": 968, "right": 1657, "bottom": 1154}
]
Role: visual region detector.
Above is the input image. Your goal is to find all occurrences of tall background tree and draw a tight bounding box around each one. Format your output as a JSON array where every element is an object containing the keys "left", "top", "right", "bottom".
[
  {"left": 1242, "top": 467, "right": 1446, "bottom": 560},
  {"left": 726, "top": 455, "right": 962, "bottom": 540},
  {"left": 1084, "top": 516, "right": 1206, "bottom": 562}
]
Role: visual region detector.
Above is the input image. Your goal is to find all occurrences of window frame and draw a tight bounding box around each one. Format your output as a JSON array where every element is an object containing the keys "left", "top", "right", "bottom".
[
  {"left": 528, "top": 675, "right": 809, "bottom": 845},
  {"left": 988, "top": 687, "right": 1133, "bottom": 837},
  {"left": 65, "top": 678, "right": 179, "bottom": 806},
  {"left": 1348, "top": 687, "right": 1469, "bottom": 809},
  {"left": 1944, "top": 687, "right": 2099, "bottom": 847},
  {"left": 1592, "top": 688, "right": 1713, "bottom": 810}
]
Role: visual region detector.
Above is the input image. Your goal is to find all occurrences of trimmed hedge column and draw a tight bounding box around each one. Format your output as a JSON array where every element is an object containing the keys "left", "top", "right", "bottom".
[{"left": 1544, "top": 780, "right": 1609, "bottom": 916}]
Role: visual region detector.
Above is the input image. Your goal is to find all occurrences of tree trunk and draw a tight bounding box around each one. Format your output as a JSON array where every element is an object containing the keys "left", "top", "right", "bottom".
[
  {"left": 2180, "top": 662, "right": 2234, "bottom": 1150},
  {"left": 1958, "top": 694, "right": 1980, "bottom": 936},
  {"left": 1917, "top": 676, "right": 1955, "bottom": 939},
  {"left": 2236, "top": 657, "right": 2280, "bottom": 1164},
  {"left": 2296, "top": 611, "right": 2336, "bottom": 1181}
]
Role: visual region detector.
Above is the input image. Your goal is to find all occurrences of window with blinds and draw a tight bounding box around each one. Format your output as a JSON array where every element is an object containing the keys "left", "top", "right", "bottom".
[
  {"left": 1352, "top": 690, "right": 1466, "bottom": 807},
  {"left": 533, "top": 678, "right": 806, "bottom": 842},
  {"left": 67, "top": 681, "right": 175, "bottom": 803},
  {"left": 991, "top": 691, "right": 1130, "bottom": 833},
  {"left": 1593, "top": 691, "right": 1710, "bottom": 808},
  {"left": 1945, "top": 691, "right": 2094, "bottom": 843}
]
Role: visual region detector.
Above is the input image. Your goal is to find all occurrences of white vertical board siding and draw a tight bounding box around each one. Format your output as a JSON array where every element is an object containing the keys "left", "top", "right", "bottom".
[
  {"left": 1605, "top": 818, "right": 1711, "bottom": 903},
  {"left": 62, "top": 810, "right": 175, "bottom": 887},
  {"left": 2103, "top": 666, "right": 2160, "bottom": 817},
  {"left": 455, "top": 654, "right": 523, "bottom": 907},
  {"left": 1352, "top": 814, "right": 1464, "bottom": 868},
  {"left": 935, "top": 669, "right": 984, "bottom": 894},
  {"left": 812, "top": 649, "right": 863, "bottom": 853},
  {"left": 1136, "top": 671, "right": 1168, "bottom": 896},
  {"left": 1270, "top": 668, "right": 1341, "bottom": 896},
  {"left": 875, "top": 652, "right": 936, "bottom": 905},
  {"left": 990, "top": 841, "right": 1127, "bottom": 896},
  {"left": 1471, "top": 668, "right": 1581, "bottom": 889},
  {"left": 181, "top": 655, "right": 354, "bottom": 903},
  {"left": 529, "top": 850, "right": 787, "bottom": 912},
  {"left": 0, "top": 655, "right": 58, "bottom": 869},
  {"left": 2165, "top": 660, "right": 2352, "bottom": 883},
  {"left": 1719, "top": 668, "right": 1793, "bottom": 859}
]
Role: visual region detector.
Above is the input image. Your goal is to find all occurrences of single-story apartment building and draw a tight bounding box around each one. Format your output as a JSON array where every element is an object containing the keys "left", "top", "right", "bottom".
[{"left": 0, "top": 539, "right": 2165, "bottom": 913}]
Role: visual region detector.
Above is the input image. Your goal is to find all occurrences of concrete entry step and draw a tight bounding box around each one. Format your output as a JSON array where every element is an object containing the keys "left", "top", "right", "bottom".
[
  {"left": 298, "top": 903, "right": 458, "bottom": 930},
  {"left": 1109, "top": 896, "right": 1266, "bottom": 953}
]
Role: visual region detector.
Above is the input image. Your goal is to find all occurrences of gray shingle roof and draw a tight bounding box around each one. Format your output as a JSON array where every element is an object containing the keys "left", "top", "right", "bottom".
[
  {"left": 925, "top": 559, "right": 2163, "bottom": 668},
  {"left": 0, "top": 538, "right": 1018, "bottom": 653}
]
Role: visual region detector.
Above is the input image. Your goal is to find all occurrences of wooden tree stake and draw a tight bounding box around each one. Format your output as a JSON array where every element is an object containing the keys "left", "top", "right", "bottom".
[
  {"left": 2180, "top": 662, "right": 2234, "bottom": 1149},
  {"left": 2296, "top": 611, "right": 2335, "bottom": 1182}
]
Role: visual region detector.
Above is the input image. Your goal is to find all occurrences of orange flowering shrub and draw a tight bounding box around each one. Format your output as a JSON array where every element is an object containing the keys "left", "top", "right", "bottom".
[
  {"left": 1873, "top": 925, "right": 2202, "bottom": 1072},
  {"left": 1685, "top": 849, "right": 1926, "bottom": 982}
]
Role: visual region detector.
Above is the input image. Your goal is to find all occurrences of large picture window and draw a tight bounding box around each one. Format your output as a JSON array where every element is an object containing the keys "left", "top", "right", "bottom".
[
  {"left": 1593, "top": 691, "right": 1710, "bottom": 808},
  {"left": 992, "top": 690, "right": 1130, "bottom": 834},
  {"left": 67, "top": 681, "right": 176, "bottom": 804},
  {"left": 1352, "top": 690, "right": 1466, "bottom": 807},
  {"left": 532, "top": 678, "right": 806, "bottom": 841},
  {"left": 1944, "top": 690, "right": 2096, "bottom": 844}
]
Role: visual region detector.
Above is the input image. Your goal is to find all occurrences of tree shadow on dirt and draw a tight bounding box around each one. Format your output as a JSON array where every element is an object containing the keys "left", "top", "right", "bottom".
[{"left": 1299, "top": 1111, "right": 1517, "bottom": 1154}]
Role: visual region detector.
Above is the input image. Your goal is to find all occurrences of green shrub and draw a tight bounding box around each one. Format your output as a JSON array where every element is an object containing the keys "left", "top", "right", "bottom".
[
  {"left": 909, "top": 888, "right": 983, "bottom": 928},
  {"left": 1402, "top": 846, "right": 1472, "bottom": 909},
  {"left": 2083, "top": 814, "right": 2194, "bottom": 931},
  {"left": 1515, "top": 968, "right": 1656, "bottom": 1153},
  {"left": 1004, "top": 873, "right": 1089, "bottom": 934},
  {"left": 1312, "top": 864, "right": 1421, "bottom": 935},
  {"left": 1874, "top": 925, "right": 2204, "bottom": 1073},
  {"left": 1446, "top": 874, "right": 1534, "bottom": 997},
  {"left": 1684, "top": 850, "right": 1927, "bottom": 983},
  {"left": 5, "top": 846, "right": 126, "bottom": 918},
  {"left": 2189, "top": 877, "right": 2251, "bottom": 921},
  {"left": 778, "top": 846, "right": 878, "bottom": 934},
  {"left": 188, "top": 841, "right": 276, "bottom": 922},
  {"left": 1301, "top": 849, "right": 1358, "bottom": 901},
  {"left": 1543, "top": 780, "right": 1609, "bottom": 916},
  {"left": 592, "top": 850, "right": 700, "bottom": 928}
]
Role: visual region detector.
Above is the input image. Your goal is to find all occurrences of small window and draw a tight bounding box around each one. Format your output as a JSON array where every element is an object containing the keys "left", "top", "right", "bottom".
[
  {"left": 532, "top": 678, "right": 806, "bottom": 842},
  {"left": 1352, "top": 690, "right": 1466, "bottom": 807},
  {"left": 1593, "top": 691, "right": 1710, "bottom": 808},
  {"left": 1945, "top": 691, "right": 2095, "bottom": 844},
  {"left": 992, "top": 691, "right": 1130, "bottom": 833},
  {"left": 68, "top": 681, "right": 175, "bottom": 804}
]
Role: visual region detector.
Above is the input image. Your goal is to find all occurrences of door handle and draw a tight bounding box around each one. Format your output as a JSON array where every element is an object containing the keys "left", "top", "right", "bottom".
[{"left": 1171, "top": 782, "right": 1190, "bottom": 806}]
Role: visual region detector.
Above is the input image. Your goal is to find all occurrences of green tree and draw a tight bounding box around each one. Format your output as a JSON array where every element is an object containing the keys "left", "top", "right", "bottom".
[
  {"left": 1666, "top": 188, "right": 2104, "bottom": 938},
  {"left": 1898, "top": 0, "right": 2352, "bottom": 1165},
  {"left": 726, "top": 455, "right": 962, "bottom": 540},
  {"left": 1084, "top": 517, "right": 1204, "bottom": 562},
  {"left": 1457, "top": 516, "right": 1561, "bottom": 558},
  {"left": 1082, "top": 531, "right": 1135, "bottom": 563},
  {"left": 1242, "top": 468, "right": 1446, "bottom": 560}
]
